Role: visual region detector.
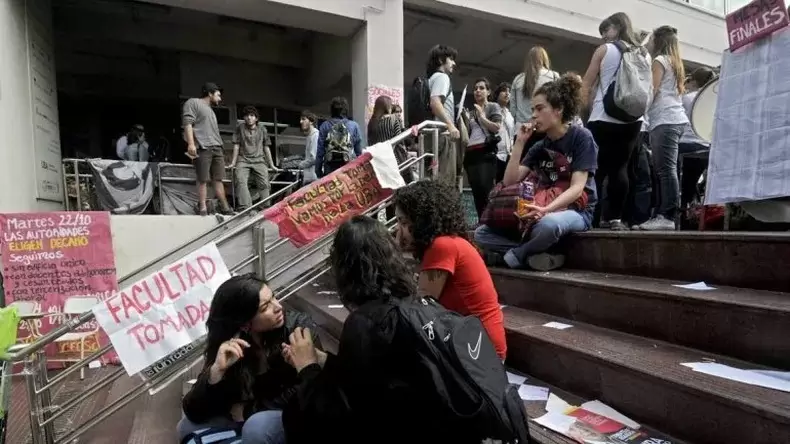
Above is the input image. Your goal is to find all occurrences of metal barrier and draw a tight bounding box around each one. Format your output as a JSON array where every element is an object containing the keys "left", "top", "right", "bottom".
[
  {"left": 0, "top": 121, "right": 447, "bottom": 444},
  {"left": 61, "top": 158, "right": 301, "bottom": 212}
]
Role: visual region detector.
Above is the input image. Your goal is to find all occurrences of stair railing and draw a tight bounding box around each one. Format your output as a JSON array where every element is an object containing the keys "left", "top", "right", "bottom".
[{"left": 0, "top": 121, "right": 447, "bottom": 444}]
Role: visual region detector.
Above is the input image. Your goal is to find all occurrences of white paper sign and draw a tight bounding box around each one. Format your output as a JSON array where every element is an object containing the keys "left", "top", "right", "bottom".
[{"left": 93, "top": 243, "right": 231, "bottom": 375}]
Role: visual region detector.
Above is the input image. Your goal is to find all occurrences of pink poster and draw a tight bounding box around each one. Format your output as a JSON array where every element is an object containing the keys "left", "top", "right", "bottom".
[
  {"left": 726, "top": 0, "right": 789, "bottom": 51},
  {"left": 0, "top": 211, "right": 119, "bottom": 365}
]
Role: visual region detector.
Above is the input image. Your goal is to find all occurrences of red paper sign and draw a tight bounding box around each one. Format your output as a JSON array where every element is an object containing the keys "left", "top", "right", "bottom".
[
  {"left": 726, "top": 0, "right": 789, "bottom": 51},
  {"left": 263, "top": 152, "right": 392, "bottom": 247},
  {"left": 0, "top": 211, "right": 118, "bottom": 364}
]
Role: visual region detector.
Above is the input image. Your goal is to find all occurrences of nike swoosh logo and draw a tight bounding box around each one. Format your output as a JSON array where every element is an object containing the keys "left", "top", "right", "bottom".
[{"left": 468, "top": 332, "right": 482, "bottom": 360}]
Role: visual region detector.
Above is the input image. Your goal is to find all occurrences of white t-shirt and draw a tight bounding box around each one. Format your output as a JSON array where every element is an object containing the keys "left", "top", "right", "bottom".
[
  {"left": 497, "top": 106, "right": 515, "bottom": 161},
  {"left": 589, "top": 43, "right": 650, "bottom": 124},
  {"left": 647, "top": 55, "right": 689, "bottom": 130},
  {"left": 679, "top": 91, "right": 709, "bottom": 147}
]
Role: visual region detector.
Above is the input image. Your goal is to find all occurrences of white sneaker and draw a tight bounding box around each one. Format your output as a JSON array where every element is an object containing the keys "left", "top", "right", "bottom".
[{"left": 639, "top": 215, "right": 676, "bottom": 231}]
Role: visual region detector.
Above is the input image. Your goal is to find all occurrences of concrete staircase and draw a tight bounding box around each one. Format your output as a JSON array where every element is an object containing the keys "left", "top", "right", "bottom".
[{"left": 288, "top": 230, "right": 790, "bottom": 444}]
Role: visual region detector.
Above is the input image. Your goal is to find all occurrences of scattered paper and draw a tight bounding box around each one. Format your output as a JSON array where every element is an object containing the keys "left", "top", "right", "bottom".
[
  {"left": 673, "top": 281, "right": 716, "bottom": 291},
  {"left": 506, "top": 371, "right": 527, "bottom": 386},
  {"left": 751, "top": 369, "right": 790, "bottom": 382},
  {"left": 518, "top": 384, "right": 550, "bottom": 401},
  {"left": 543, "top": 322, "right": 573, "bottom": 330},
  {"left": 327, "top": 304, "right": 345, "bottom": 309},
  {"left": 533, "top": 411, "right": 576, "bottom": 434},
  {"left": 682, "top": 362, "right": 790, "bottom": 393},
  {"left": 187, "top": 379, "right": 197, "bottom": 385},
  {"left": 580, "top": 400, "right": 641, "bottom": 430},
  {"left": 500, "top": 304, "right": 508, "bottom": 309},
  {"left": 312, "top": 283, "right": 319, "bottom": 287},
  {"left": 318, "top": 291, "right": 337, "bottom": 295},
  {"left": 88, "top": 360, "right": 102, "bottom": 369},
  {"left": 545, "top": 393, "right": 573, "bottom": 414}
]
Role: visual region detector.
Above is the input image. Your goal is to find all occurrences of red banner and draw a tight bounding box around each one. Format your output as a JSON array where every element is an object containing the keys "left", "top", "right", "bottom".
[
  {"left": 263, "top": 152, "right": 392, "bottom": 247},
  {"left": 726, "top": 0, "right": 789, "bottom": 51},
  {"left": 0, "top": 211, "right": 118, "bottom": 365}
]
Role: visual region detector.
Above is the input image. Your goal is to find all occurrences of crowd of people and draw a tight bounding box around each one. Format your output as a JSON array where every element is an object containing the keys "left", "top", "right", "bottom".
[{"left": 172, "top": 10, "right": 725, "bottom": 443}]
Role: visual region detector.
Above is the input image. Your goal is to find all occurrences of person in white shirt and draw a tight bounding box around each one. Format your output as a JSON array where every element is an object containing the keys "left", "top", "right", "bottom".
[
  {"left": 637, "top": 25, "right": 689, "bottom": 231},
  {"left": 581, "top": 12, "right": 649, "bottom": 231},
  {"left": 510, "top": 46, "right": 560, "bottom": 128},
  {"left": 299, "top": 111, "right": 319, "bottom": 185},
  {"left": 492, "top": 82, "right": 514, "bottom": 182},
  {"left": 116, "top": 124, "right": 149, "bottom": 162}
]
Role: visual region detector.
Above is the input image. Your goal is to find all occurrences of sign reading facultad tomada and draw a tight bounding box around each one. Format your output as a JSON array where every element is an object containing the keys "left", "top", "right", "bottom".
[
  {"left": 726, "top": 0, "right": 789, "bottom": 51},
  {"left": 93, "top": 242, "right": 230, "bottom": 376}
]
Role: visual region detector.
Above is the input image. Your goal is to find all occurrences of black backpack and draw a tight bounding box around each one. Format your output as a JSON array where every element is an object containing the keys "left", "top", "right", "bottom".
[
  {"left": 395, "top": 297, "right": 530, "bottom": 443},
  {"left": 324, "top": 120, "right": 353, "bottom": 164},
  {"left": 407, "top": 76, "right": 433, "bottom": 127}
]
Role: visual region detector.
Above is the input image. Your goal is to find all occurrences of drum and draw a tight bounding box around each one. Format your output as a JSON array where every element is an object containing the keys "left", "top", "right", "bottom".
[{"left": 690, "top": 78, "right": 719, "bottom": 145}]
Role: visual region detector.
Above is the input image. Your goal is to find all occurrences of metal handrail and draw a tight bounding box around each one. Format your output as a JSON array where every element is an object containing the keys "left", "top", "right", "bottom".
[
  {"left": 7, "top": 121, "right": 445, "bottom": 444},
  {"left": 1, "top": 123, "right": 448, "bottom": 363}
]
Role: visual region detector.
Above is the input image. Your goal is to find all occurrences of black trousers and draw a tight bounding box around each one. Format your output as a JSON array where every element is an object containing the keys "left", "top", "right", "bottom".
[
  {"left": 464, "top": 148, "right": 497, "bottom": 217},
  {"left": 587, "top": 120, "right": 643, "bottom": 225}
]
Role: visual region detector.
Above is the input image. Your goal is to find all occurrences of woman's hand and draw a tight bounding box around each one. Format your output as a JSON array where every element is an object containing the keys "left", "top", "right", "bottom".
[
  {"left": 474, "top": 103, "right": 484, "bottom": 116},
  {"left": 209, "top": 338, "right": 250, "bottom": 383},
  {"left": 515, "top": 204, "right": 548, "bottom": 221},
  {"left": 515, "top": 122, "right": 536, "bottom": 144},
  {"left": 283, "top": 327, "right": 319, "bottom": 372}
]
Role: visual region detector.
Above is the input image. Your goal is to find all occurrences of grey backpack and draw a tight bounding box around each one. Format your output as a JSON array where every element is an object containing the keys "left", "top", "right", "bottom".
[{"left": 602, "top": 41, "right": 652, "bottom": 122}]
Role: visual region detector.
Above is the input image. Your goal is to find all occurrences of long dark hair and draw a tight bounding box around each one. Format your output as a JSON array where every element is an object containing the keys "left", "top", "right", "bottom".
[
  {"left": 204, "top": 274, "right": 279, "bottom": 400},
  {"left": 393, "top": 180, "right": 468, "bottom": 261},
  {"left": 330, "top": 216, "right": 416, "bottom": 308},
  {"left": 599, "top": 12, "right": 641, "bottom": 47},
  {"left": 367, "top": 95, "right": 393, "bottom": 139}
]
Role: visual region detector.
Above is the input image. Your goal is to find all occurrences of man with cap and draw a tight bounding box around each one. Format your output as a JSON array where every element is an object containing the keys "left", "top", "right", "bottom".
[{"left": 182, "top": 82, "right": 234, "bottom": 216}]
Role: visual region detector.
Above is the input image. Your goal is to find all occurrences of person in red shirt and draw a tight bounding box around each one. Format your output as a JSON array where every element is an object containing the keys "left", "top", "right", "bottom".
[{"left": 393, "top": 180, "right": 507, "bottom": 360}]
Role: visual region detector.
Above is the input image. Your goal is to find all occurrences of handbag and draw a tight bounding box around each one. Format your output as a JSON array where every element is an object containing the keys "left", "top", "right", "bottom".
[{"left": 479, "top": 178, "right": 535, "bottom": 234}]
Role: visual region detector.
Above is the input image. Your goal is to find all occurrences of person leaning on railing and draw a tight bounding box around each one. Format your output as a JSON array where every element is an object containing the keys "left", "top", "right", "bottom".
[{"left": 178, "top": 274, "right": 323, "bottom": 444}]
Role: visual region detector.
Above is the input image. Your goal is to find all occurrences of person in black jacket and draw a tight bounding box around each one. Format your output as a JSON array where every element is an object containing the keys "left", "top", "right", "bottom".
[
  {"left": 280, "top": 216, "right": 477, "bottom": 444},
  {"left": 178, "top": 274, "right": 322, "bottom": 444}
]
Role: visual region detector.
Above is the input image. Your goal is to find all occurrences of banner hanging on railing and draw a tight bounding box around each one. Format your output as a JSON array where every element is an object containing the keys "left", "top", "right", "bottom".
[
  {"left": 0, "top": 211, "right": 118, "bottom": 365},
  {"left": 263, "top": 142, "right": 406, "bottom": 247},
  {"left": 93, "top": 242, "right": 230, "bottom": 375}
]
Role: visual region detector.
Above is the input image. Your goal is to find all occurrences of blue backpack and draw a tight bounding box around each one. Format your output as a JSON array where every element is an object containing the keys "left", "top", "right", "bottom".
[{"left": 181, "top": 427, "right": 241, "bottom": 444}]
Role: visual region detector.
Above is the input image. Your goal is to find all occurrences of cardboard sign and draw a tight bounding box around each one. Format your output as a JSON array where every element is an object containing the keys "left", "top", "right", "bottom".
[
  {"left": 726, "top": 0, "right": 789, "bottom": 51},
  {"left": 93, "top": 243, "right": 230, "bottom": 375},
  {"left": 0, "top": 211, "right": 118, "bottom": 364}
]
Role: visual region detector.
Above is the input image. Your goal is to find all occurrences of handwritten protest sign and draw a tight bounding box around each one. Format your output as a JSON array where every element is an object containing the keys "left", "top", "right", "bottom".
[
  {"left": 365, "top": 84, "right": 404, "bottom": 125},
  {"left": 726, "top": 0, "right": 789, "bottom": 51},
  {"left": 263, "top": 152, "right": 393, "bottom": 247},
  {"left": 93, "top": 243, "right": 230, "bottom": 375},
  {"left": 0, "top": 212, "right": 117, "bottom": 364}
]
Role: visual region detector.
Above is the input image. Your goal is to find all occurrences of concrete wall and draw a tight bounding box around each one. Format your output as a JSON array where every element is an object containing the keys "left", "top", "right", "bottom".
[
  {"left": 110, "top": 215, "right": 220, "bottom": 278},
  {"left": 0, "top": 0, "right": 62, "bottom": 212}
]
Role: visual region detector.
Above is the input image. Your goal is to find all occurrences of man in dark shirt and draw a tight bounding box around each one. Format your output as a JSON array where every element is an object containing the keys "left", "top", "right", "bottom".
[
  {"left": 182, "top": 82, "right": 233, "bottom": 216},
  {"left": 231, "top": 106, "right": 279, "bottom": 211}
]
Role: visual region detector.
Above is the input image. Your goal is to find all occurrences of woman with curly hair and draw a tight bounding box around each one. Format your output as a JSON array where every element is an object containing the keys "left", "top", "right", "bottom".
[
  {"left": 282, "top": 216, "right": 474, "bottom": 443},
  {"left": 393, "top": 180, "right": 506, "bottom": 359}
]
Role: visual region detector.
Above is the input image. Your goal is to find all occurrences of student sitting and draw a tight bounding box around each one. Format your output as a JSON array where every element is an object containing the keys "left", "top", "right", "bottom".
[
  {"left": 282, "top": 216, "right": 483, "bottom": 444},
  {"left": 474, "top": 74, "right": 598, "bottom": 271},
  {"left": 393, "top": 180, "right": 507, "bottom": 360},
  {"left": 178, "top": 274, "right": 321, "bottom": 444}
]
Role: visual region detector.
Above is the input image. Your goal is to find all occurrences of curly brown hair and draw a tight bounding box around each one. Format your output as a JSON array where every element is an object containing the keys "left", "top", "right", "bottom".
[{"left": 393, "top": 180, "right": 468, "bottom": 261}]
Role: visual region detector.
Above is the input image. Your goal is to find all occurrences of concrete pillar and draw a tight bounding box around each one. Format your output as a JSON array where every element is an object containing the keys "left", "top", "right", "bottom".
[
  {"left": 351, "top": 0, "right": 404, "bottom": 147},
  {"left": 0, "top": 0, "right": 62, "bottom": 212}
]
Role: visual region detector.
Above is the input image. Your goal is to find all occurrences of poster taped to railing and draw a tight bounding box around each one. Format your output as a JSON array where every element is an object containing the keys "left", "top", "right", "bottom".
[
  {"left": 93, "top": 242, "right": 230, "bottom": 375},
  {"left": 0, "top": 211, "right": 118, "bottom": 366},
  {"left": 263, "top": 142, "right": 405, "bottom": 247}
]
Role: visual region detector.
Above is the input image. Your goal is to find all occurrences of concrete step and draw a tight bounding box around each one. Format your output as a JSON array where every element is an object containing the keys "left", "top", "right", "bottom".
[
  {"left": 286, "top": 283, "right": 684, "bottom": 444},
  {"left": 562, "top": 231, "right": 790, "bottom": 292},
  {"left": 491, "top": 268, "right": 790, "bottom": 369},
  {"left": 503, "top": 306, "right": 790, "bottom": 444}
]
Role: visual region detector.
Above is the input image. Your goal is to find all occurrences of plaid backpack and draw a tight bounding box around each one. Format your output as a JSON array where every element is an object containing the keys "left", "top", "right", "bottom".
[{"left": 478, "top": 179, "right": 536, "bottom": 236}]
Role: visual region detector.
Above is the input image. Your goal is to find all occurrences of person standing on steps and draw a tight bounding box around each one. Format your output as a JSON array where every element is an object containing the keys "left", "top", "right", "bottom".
[
  {"left": 426, "top": 44, "right": 462, "bottom": 185},
  {"left": 182, "top": 82, "right": 234, "bottom": 216},
  {"left": 298, "top": 110, "right": 319, "bottom": 185},
  {"left": 231, "top": 106, "right": 279, "bottom": 212},
  {"left": 315, "top": 97, "right": 363, "bottom": 178}
]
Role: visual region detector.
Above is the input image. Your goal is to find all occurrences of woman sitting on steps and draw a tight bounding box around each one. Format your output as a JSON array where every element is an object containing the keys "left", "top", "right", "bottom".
[{"left": 178, "top": 274, "right": 322, "bottom": 444}]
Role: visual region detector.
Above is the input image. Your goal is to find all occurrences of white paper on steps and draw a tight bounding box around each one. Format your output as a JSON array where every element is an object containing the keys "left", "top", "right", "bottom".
[{"left": 682, "top": 362, "right": 790, "bottom": 393}]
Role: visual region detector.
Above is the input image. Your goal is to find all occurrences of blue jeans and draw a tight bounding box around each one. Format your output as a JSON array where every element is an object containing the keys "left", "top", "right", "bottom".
[
  {"left": 177, "top": 410, "right": 285, "bottom": 444},
  {"left": 474, "top": 210, "right": 588, "bottom": 265},
  {"left": 650, "top": 124, "right": 685, "bottom": 219}
]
